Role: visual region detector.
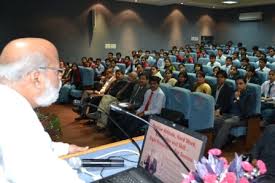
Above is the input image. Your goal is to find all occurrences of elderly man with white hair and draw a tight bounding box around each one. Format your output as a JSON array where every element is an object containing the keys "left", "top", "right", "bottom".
[{"left": 0, "top": 38, "right": 87, "bottom": 183}]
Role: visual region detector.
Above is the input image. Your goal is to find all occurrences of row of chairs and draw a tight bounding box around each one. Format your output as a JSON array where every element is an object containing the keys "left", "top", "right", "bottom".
[{"left": 159, "top": 82, "right": 261, "bottom": 150}]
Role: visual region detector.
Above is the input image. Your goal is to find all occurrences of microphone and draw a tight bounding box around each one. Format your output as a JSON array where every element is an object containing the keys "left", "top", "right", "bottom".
[
  {"left": 68, "top": 157, "right": 124, "bottom": 169},
  {"left": 110, "top": 104, "right": 190, "bottom": 172},
  {"left": 87, "top": 103, "right": 141, "bottom": 154}
]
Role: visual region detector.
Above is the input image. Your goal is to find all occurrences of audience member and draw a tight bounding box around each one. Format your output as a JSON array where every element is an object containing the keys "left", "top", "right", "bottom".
[
  {"left": 213, "top": 77, "right": 255, "bottom": 148},
  {"left": 213, "top": 70, "right": 233, "bottom": 116},
  {"left": 228, "top": 66, "right": 240, "bottom": 80},
  {"left": 150, "top": 66, "right": 163, "bottom": 81},
  {"left": 94, "top": 58, "right": 105, "bottom": 78},
  {"left": 267, "top": 47, "right": 275, "bottom": 58},
  {"left": 212, "top": 66, "right": 221, "bottom": 77},
  {"left": 207, "top": 54, "right": 221, "bottom": 68},
  {"left": 178, "top": 63, "right": 186, "bottom": 72},
  {"left": 194, "top": 63, "right": 203, "bottom": 74},
  {"left": 245, "top": 65, "right": 260, "bottom": 85},
  {"left": 256, "top": 58, "right": 271, "bottom": 73},
  {"left": 221, "top": 57, "right": 233, "bottom": 74},
  {"left": 161, "top": 69, "right": 177, "bottom": 86},
  {"left": 216, "top": 48, "right": 226, "bottom": 62},
  {"left": 136, "top": 76, "right": 166, "bottom": 120},
  {"left": 164, "top": 58, "right": 176, "bottom": 71},
  {"left": 194, "top": 71, "right": 212, "bottom": 95},
  {"left": 175, "top": 71, "right": 191, "bottom": 90}
]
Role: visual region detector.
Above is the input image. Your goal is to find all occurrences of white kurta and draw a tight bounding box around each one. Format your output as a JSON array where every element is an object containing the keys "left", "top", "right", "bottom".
[{"left": 0, "top": 84, "right": 84, "bottom": 183}]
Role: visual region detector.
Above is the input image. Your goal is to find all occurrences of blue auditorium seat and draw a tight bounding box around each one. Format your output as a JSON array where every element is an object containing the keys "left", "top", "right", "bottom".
[
  {"left": 172, "top": 62, "right": 180, "bottom": 70},
  {"left": 189, "top": 92, "right": 215, "bottom": 130},
  {"left": 190, "top": 52, "right": 197, "bottom": 62},
  {"left": 256, "top": 71, "right": 268, "bottom": 85},
  {"left": 185, "top": 64, "right": 194, "bottom": 73},
  {"left": 169, "top": 55, "right": 177, "bottom": 62},
  {"left": 205, "top": 76, "right": 217, "bottom": 88},
  {"left": 249, "top": 62, "right": 258, "bottom": 69},
  {"left": 225, "top": 79, "right": 236, "bottom": 90},
  {"left": 247, "top": 56, "right": 258, "bottom": 63},
  {"left": 202, "top": 65, "right": 213, "bottom": 76},
  {"left": 116, "top": 63, "right": 126, "bottom": 73},
  {"left": 70, "top": 66, "right": 95, "bottom": 99},
  {"left": 198, "top": 58, "right": 210, "bottom": 65},
  {"left": 187, "top": 73, "right": 196, "bottom": 88},
  {"left": 159, "top": 84, "right": 172, "bottom": 108},
  {"left": 233, "top": 60, "right": 241, "bottom": 68},
  {"left": 267, "top": 57, "right": 275, "bottom": 63},
  {"left": 238, "top": 69, "right": 247, "bottom": 77},
  {"left": 268, "top": 63, "right": 275, "bottom": 70},
  {"left": 172, "top": 71, "right": 180, "bottom": 79},
  {"left": 169, "top": 87, "right": 191, "bottom": 120}
]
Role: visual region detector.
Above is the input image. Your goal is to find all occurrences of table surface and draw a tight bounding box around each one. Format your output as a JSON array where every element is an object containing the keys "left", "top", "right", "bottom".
[{"left": 61, "top": 136, "right": 144, "bottom": 183}]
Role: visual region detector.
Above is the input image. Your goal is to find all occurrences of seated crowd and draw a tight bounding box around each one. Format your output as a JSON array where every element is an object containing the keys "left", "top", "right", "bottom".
[{"left": 58, "top": 41, "right": 275, "bottom": 152}]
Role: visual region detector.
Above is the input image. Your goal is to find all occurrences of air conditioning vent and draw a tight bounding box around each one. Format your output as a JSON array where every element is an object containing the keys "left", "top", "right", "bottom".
[{"left": 239, "top": 12, "right": 263, "bottom": 21}]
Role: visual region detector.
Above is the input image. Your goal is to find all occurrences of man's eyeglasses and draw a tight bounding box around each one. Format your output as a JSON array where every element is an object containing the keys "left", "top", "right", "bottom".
[{"left": 39, "top": 67, "right": 64, "bottom": 74}]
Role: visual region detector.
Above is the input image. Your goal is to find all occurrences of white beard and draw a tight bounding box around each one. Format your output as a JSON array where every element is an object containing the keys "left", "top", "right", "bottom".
[{"left": 35, "top": 79, "right": 62, "bottom": 107}]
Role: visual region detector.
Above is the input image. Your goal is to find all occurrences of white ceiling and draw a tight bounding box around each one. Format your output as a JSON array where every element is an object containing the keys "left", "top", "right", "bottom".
[{"left": 116, "top": 0, "right": 275, "bottom": 9}]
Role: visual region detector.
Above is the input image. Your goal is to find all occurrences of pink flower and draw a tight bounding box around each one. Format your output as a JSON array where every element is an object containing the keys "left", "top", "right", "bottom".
[
  {"left": 241, "top": 161, "right": 253, "bottom": 172},
  {"left": 203, "top": 173, "right": 217, "bottom": 183},
  {"left": 208, "top": 148, "right": 222, "bottom": 156},
  {"left": 220, "top": 157, "right": 229, "bottom": 168},
  {"left": 257, "top": 160, "right": 267, "bottom": 174},
  {"left": 182, "top": 172, "right": 194, "bottom": 183},
  {"left": 221, "top": 172, "right": 236, "bottom": 183},
  {"left": 239, "top": 177, "right": 249, "bottom": 183}
]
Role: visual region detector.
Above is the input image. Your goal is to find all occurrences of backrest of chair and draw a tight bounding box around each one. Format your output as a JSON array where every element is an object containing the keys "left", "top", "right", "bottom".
[
  {"left": 267, "top": 57, "right": 275, "bottom": 64},
  {"left": 172, "top": 71, "right": 180, "bottom": 79},
  {"left": 205, "top": 76, "right": 217, "bottom": 88},
  {"left": 249, "top": 62, "right": 258, "bottom": 69},
  {"left": 202, "top": 65, "right": 213, "bottom": 75},
  {"left": 198, "top": 58, "right": 210, "bottom": 65},
  {"left": 189, "top": 92, "right": 215, "bottom": 130},
  {"left": 190, "top": 52, "right": 197, "bottom": 62},
  {"left": 233, "top": 60, "right": 241, "bottom": 68},
  {"left": 247, "top": 83, "right": 261, "bottom": 114},
  {"left": 187, "top": 73, "right": 197, "bottom": 87},
  {"left": 169, "top": 87, "right": 191, "bottom": 119},
  {"left": 78, "top": 66, "right": 95, "bottom": 87},
  {"left": 169, "top": 55, "right": 177, "bottom": 62},
  {"left": 172, "top": 62, "right": 180, "bottom": 70},
  {"left": 159, "top": 84, "right": 172, "bottom": 108},
  {"left": 225, "top": 79, "right": 236, "bottom": 90},
  {"left": 148, "top": 57, "right": 156, "bottom": 66},
  {"left": 256, "top": 71, "right": 268, "bottom": 85},
  {"left": 247, "top": 56, "right": 259, "bottom": 63},
  {"left": 185, "top": 64, "right": 194, "bottom": 73},
  {"left": 238, "top": 69, "right": 247, "bottom": 77},
  {"left": 116, "top": 63, "right": 126, "bottom": 73},
  {"left": 268, "top": 63, "right": 275, "bottom": 70}
]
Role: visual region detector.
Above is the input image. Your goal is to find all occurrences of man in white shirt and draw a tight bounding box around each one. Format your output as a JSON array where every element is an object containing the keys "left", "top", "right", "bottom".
[
  {"left": 267, "top": 48, "right": 275, "bottom": 59},
  {"left": 136, "top": 76, "right": 166, "bottom": 120},
  {"left": 220, "top": 57, "right": 232, "bottom": 74},
  {"left": 256, "top": 58, "right": 271, "bottom": 73},
  {"left": 207, "top": 54, "right": 221, "bottom": 69},
  {"left": 0, "top": 38, "right": 88, "bottom": 183},
  {"left": 261, "top": 70, "right": 275, "bottom": 126},
  {"left": 216, "top": 48, "right": 226, "bottom": 62}
]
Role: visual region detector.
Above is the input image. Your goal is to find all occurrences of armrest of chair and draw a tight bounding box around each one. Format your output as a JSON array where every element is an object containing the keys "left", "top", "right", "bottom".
[{"left": 245, "top": 113, "right": 262, "bottom": 151}]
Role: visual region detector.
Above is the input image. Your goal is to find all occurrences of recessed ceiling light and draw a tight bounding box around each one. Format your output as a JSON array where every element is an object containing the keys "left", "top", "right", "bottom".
[
  {"left": 222, "top": 0, "right": 239, "bottom": 4},
  {"left": 180, "top": 2, "right": 184, "bottom": 5}
]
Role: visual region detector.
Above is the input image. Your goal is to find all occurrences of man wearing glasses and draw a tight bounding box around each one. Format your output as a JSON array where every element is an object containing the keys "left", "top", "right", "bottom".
[
  {"left": 213, "top": 77, "right": 255, "bottom": 149},
  {"left": 0, "top": 38, "right": 86, "bottom": 182}
]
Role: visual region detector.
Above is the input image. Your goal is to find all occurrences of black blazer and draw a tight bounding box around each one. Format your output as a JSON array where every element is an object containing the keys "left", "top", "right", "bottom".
[{"left": 213, "top": 83, "right": 233, "bottom": 114}]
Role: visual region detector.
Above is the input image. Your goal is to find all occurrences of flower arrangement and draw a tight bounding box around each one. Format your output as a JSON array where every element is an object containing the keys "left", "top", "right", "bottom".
[{"left": 182, "top": 149, "right": 267, "bottom": 183}]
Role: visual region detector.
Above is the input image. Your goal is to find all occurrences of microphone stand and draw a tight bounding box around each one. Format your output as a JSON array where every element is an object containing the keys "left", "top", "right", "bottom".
[
  {"left": 110, "top": 104, "right": 190, "bottom": 172},
  {"left": 87, "top": 103, "right": 141, "bottom": 155}
]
